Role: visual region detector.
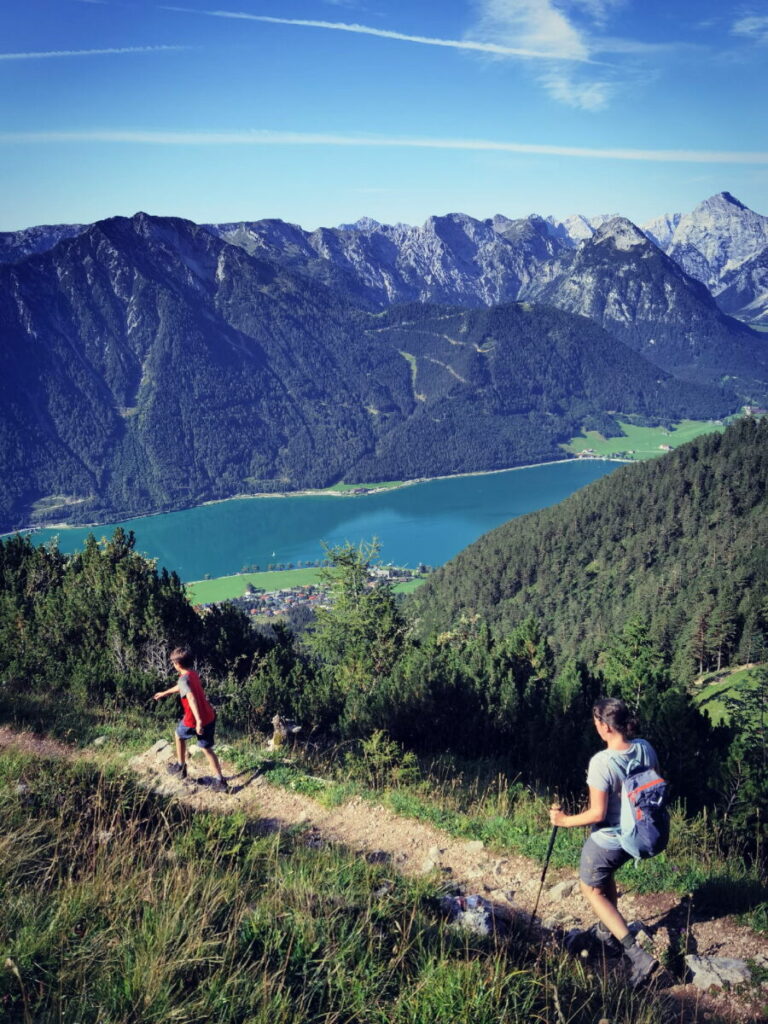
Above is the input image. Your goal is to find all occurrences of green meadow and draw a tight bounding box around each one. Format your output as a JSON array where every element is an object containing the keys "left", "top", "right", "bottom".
[
  {"left": 564, "top": 418, "right": 727, "bottom": 459},
  {"left": 188, "top": 567, "right": 425, "bottom": 605},
  {"left": 188, "top": 567, "right": 326, "bottom": 604},
  {"left": 324, "top": 479, "right": 406, "bottom": 493},
  {"left": 693, "top": 665, "right": 764, "bottom": 726}
]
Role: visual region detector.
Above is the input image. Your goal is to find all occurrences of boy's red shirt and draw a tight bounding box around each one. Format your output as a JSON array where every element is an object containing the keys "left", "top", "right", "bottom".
[{"left": 178, "top": 670, "right": 215, "bottom": 728}]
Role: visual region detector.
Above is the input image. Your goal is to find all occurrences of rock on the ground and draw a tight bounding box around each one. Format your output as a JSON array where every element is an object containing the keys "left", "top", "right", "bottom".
[
  {"left": 549, "top": 879, "right": 579, "bottom": 900},
  {"left": 92, "top": 736, "right": 108, "bottom": 747},
  {"left": 150, "top": 740, "right": 170, "bottom": 755},
  {"left": 440, "top": 895, "right": 497, "bottom": 937},
  {"left": 684, "top": 955, "right": 752, "bottom": 990}
]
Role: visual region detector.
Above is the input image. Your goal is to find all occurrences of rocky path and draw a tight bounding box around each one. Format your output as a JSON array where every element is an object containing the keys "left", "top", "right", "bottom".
[{"left": 2, "top": 728, "right": 766, "bottom": 1022}]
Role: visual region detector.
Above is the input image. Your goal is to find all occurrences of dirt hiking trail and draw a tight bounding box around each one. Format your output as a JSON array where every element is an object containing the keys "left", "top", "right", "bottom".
[{"left": 2, "top": 728, "right": 766, "bottom": 1023}]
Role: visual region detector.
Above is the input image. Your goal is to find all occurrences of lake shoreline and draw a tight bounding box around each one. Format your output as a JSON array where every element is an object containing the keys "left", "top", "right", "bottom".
[{"left": 11, "top": 456, "right": 625, "bottom": 537}]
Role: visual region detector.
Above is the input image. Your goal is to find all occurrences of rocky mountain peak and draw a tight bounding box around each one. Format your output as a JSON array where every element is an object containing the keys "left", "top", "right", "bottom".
[
  {"left": 696, "top": 191, "right": 748, "bottom": 214},
  {"left": 588, "top": 217, "right": 651, "bottom": 252},
  {"left": 337, "top": 216, "right": 383, "bottom": 232}
]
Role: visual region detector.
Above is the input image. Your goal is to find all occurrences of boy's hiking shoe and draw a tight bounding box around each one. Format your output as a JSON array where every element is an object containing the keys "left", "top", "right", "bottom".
[
  {"left": 167, "top": 762, "right": 187, "bottom": 779},
  {"left": 210, "top": 777, "right": 229, "bottom": 793},
  {"left": 624, "top": 942, "right": 659, "bottom": 988}
]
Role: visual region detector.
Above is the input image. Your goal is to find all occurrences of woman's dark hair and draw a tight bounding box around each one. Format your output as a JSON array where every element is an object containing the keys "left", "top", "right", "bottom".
[
  {"left": 593, "top": 697, "right": 639, "bottom": 740},
  {"left": 170, "top": 646, "right": 194, "bottom": 670}
]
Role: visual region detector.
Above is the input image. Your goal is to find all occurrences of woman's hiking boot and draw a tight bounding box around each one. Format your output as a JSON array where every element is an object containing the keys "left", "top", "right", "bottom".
[
  {"left": 589, "top": 922, "right": 622, "bottom": 954},
  {"left": 623, "top": 941, "right": 658, "bottom": 988}
]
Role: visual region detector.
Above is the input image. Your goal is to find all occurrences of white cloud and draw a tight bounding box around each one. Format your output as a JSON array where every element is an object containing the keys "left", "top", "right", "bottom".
[
  {"left": 0, "top": 45, "right": 188, "bottom": 60},
  {"left": 470, "top": 2, "right": 622, "bottom": 110},
  {"left": 471, "top": 0, "right": 590, "bottom": 61},
  {"left": 2, "top": 127, "right": 767, "bottom": 164},
  {"left": 569, "top": 0, "right": 626, "bottom": 25},
  {"left": 539, "top": 70, "right": 611, "bottom": 110},
  {"left": 732, "top": 15, "right": 768, "bottom": 42}
]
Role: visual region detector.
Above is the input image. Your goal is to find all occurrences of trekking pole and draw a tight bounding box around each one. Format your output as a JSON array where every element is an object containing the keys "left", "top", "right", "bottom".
[{"left": 526, "top": 823, "right": 559, "bottom": 941}]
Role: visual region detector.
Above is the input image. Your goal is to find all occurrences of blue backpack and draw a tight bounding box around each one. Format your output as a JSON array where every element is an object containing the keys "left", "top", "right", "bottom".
[{"left": 618, "top": 758, "right": 670, "bottom": 861}]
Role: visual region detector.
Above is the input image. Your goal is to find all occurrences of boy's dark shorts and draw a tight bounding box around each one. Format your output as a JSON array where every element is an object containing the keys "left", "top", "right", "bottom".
[
  {"left": 579, "top": 835, "right": 631, "bottom": 888},
  {"left": 176, "top": 718, "right": 216, "bottom": 749}
]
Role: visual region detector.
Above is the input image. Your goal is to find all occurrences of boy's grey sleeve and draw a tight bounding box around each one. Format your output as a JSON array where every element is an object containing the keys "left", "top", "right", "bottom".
[{"left": 177, "top": 674, "right": 191, "bottom": 697}]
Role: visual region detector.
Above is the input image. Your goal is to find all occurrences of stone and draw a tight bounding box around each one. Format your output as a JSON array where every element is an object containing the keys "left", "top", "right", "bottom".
[
  {"left": 684, "top": 955, "right": 752, "bottom": 991},
  {"left": 428, "top": 845, "right": 444, "bottom": 860},
  {"left": 465, "top": 840, "right": 484, "bottom": 853},
  {"left": 150, "top": 739, "right": 170, "bottom": 754},
  {"left": 548, "top": 879, "right": 578, "bottom": 900},
  {"left": 365, "top": 850, "right": 391, "bottom": 864},
  {"left": 420, "top": 859, "right": 438, "bottom": 874},
  {"left": 92, "top": 736, "right": 108, "bottom": 747},
  {"left": 440, "top": 895, "right": 497, "bottom": 938},
  {"left": 493, "top": 858, "right": 509, "bottom": 876}
]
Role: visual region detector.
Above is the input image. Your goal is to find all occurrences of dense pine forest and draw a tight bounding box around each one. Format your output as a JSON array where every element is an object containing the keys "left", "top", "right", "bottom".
[
  {"left": 411, "top": 416, "right": 768, "bottom": 681},
  {"left": 1, "top": 418, "right": 765, "bottom": 871}
]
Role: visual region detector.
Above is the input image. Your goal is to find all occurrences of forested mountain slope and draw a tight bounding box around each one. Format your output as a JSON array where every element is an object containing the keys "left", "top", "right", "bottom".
[
  {"left": 409, "top": 417, "right": 768, "bottom": 682},
  {"left": 0, "top": 213, "right": 733, "bottom": 531}
]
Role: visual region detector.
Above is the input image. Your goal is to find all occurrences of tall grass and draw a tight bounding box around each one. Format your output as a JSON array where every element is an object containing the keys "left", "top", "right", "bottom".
[{"left": 0, "top": 754, "right": 672, "bottom": 1024}]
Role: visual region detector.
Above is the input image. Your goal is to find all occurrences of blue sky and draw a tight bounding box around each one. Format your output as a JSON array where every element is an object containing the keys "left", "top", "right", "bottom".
[{"left": 1, "top": 0, "right": 767, "bottom": 230}]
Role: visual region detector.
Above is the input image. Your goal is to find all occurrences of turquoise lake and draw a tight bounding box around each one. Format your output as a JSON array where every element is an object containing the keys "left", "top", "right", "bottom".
[{"left": 32, "top": 461, "right": 619, "bottom": 581}]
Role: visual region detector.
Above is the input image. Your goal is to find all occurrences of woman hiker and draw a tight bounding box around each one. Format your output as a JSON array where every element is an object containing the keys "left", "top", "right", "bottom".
[{"left": 549, "top": 697, "right": 660, "bottom": 988}]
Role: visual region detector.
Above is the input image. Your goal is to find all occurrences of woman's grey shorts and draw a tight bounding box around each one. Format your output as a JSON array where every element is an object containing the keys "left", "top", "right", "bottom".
[{"left": 579, "top": 835, "right": 631, "bottom": 887}]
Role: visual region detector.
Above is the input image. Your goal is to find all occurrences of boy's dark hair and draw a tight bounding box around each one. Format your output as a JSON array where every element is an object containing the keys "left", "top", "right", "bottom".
[{"left": 170, "top": 647, "right": 194, "bottom": 670}]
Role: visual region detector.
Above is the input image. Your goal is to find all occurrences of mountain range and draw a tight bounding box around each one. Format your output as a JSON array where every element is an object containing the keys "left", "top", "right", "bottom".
[
  {"left": 0, "top": 193, "right": 766, "bottom": 532},
  {"left": 3, "top": 192, "right": 767, "bottom": 324}
]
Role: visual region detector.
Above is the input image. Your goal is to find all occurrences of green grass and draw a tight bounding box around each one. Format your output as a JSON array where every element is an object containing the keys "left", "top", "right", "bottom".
[
  {"left": 188, "top": 568, "right": 425, "bottom": 604},
  {"left": 392, "top": 577, "right": 427, "bottom": 594},
  {"left": 0, "top": 754, "right": 673, "bottom": 1024},
  {"left": 247, "top": 745, "right": 767, "bottom": 923},
  {"left": 693, "top": 665, "right": 764, "bottom": 725},
  {"left": 563, "top": 418, "right": 728, "bottom": 460},
  {"left": 324, "top": 480, "right": 406, "bottom": 493},
  {"left": 187, "top": 567, "right": 327, "bottom": 604}
]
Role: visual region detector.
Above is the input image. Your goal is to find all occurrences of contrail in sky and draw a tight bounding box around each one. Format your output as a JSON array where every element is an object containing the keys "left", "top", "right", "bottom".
[
  {"left": 0, "top": 45, "right": 188, "bottom": 60},
  {"left": 1, "top": 128, "right": 767, "bottom": 164},
  {"left": 160, "top": 7, "right": 594, "bottom": 62}
]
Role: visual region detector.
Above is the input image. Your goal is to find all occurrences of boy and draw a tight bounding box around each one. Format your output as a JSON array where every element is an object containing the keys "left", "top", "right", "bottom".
[{"left": 153, "top": 647, "right": 228, "bottom": 793}]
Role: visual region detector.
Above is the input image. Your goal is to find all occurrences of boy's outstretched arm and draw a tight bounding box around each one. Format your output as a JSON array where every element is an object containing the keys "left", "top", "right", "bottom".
[{"left": 153, "top": 685, "right": 180, "bottom": 701}]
